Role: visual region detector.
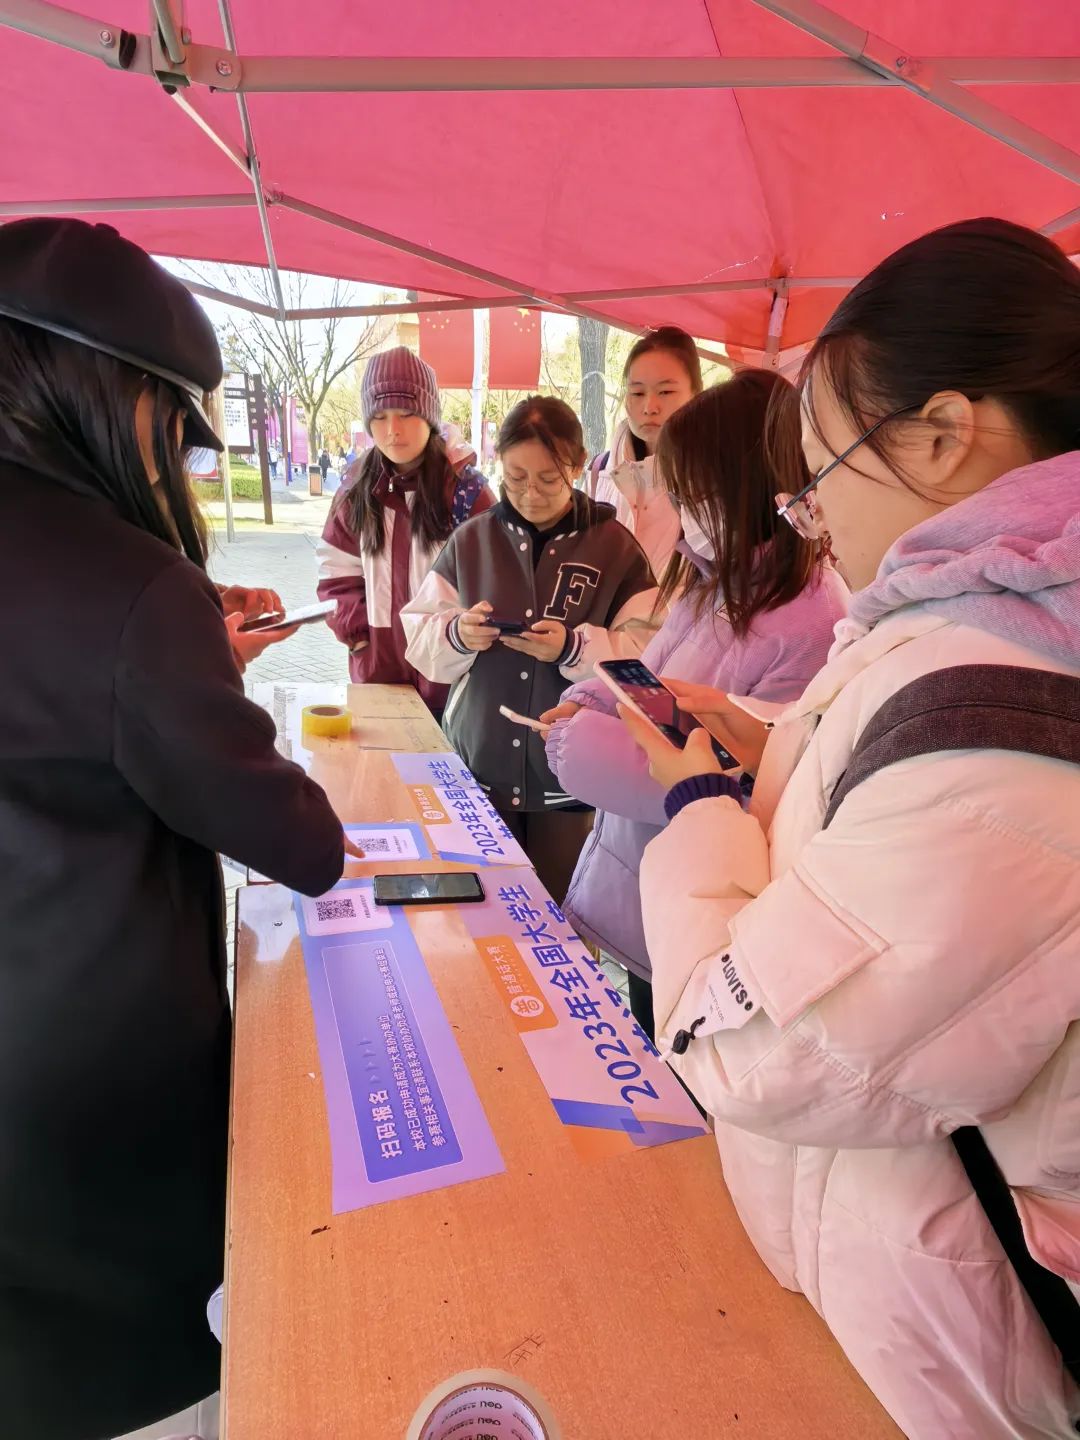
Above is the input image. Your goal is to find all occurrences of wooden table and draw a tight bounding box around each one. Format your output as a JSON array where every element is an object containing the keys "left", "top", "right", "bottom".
[{"left": 225, "top": 685, "right": 902, "bottom": 1440}]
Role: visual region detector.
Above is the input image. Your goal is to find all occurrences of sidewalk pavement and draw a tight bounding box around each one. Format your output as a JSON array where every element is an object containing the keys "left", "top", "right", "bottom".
[{"left": 205, "top": 484, "right": 347, "bottom": 689}]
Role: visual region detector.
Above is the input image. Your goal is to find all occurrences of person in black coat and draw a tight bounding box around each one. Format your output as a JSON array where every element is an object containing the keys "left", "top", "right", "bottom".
[{"left": 0, "top": 218, "right": 354, "bottom": 1440}]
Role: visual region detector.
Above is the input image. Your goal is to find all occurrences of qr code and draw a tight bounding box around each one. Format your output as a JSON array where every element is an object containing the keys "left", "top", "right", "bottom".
[
  {"left": 315, "top": 897, "right": 356, "bottom": 923},
  {"left": 361, "top": 837, "right": 391, "bottom": 853}
]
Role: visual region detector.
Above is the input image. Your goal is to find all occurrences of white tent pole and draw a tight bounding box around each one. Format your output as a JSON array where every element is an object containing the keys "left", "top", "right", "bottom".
[
  {"left": 763, "top": 284, "right": 789, "bottom": 368},
  {"left": 273, "top": 193, "right": 702, "bottom": 335},
  {"left": 220, "top": 54, "right": 1080, "bottom": 93},
  {"left": 470, "top": 309, "right": 486, "bottom": 461},
  {"left": 0, "top": 0, "right": 148, "bottom": 66},
  {"left": 170, "top": 93, "right": 251, "bottom": 176},
  {"left": 215, "top": 0, "right": 286, "bottom": 321},
  {"left": 7, "top": 6, "right": 1078, "bottom": 92},
  {"left": 1041, "top": 204, "right": 1080, "bottom": 237},
  {"left": 281, "top": 276, "right": 864, "bottom": 320},
  {"left": 149, "top": 0, "right": 184, "bottom": 65},
  {"left": 276, "top": 194, "right": 550, "bottom": 303},
  {"left": 181, "top": 280, "right": 282, "bottom": 318},
  {"left": 0, "top": 193, "right": 255, "bottom": 214},
  {"left": 750, "top": 0, "right": 1080, "bottom": 187}
]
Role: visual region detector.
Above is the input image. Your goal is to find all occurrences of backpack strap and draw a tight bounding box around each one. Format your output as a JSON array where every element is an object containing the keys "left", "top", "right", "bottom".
[
  {"left": 951, "top": 1126, "right": 1080, "bottom": 1386},
  {"left": 823, "top": 664, "right": 1080, "bottom": 831},
  {"left": 580, "top": 450, "right": 609, "bottom": 496},
  {"left": 821, "top": 662, "right": 1080, "bottom": 1386}
]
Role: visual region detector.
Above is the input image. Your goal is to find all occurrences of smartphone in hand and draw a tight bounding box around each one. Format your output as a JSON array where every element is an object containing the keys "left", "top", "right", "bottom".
[
  {"left": 238, "top": 599, "right": 336, "bottom": 633},
  {"left": 596, "top": 659, "right": 740, "bottom": 772}
]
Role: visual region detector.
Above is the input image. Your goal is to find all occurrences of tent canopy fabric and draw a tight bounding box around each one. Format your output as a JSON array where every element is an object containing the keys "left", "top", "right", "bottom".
[{"left": 2, "top": 0, "right": 1080, "bottom": 362}]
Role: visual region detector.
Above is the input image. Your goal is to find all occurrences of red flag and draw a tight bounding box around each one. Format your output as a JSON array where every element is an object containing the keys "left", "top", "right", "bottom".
[
  {"left": 488, "top": 306, "right": 541, "bottom": 390},
  {"left": 418, "top": 310, "right": 475, "bottom": 389}
]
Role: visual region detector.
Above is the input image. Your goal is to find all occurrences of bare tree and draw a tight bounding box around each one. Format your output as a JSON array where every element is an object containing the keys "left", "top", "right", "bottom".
[
  {"left": 184, "top": 263, "right": 389, "bottom": 470},
  {"left": 577, "top": 316, "right": 610, "bottom": 459},
  {"left": 320, "top": 366, "right": 364, "bottom": 450}
]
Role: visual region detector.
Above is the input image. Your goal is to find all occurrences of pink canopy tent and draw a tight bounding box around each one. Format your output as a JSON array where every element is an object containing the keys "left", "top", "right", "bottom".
[{"left": 2, "top": 0, "right": 1080, "bottom": 366}]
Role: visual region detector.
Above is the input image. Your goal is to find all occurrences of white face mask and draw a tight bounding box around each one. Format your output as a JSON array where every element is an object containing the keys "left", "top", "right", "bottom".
[{"left": 679, "top": 504, "right": 715, "bottom": 562}]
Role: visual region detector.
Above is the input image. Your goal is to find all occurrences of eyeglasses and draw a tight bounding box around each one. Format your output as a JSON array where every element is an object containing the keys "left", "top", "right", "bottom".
[
  {"left": 502, "top": 472, "right": 569, "bottom": 494},
  {"left": 775, "top": 405, "right": 920, "bottom": 541}
]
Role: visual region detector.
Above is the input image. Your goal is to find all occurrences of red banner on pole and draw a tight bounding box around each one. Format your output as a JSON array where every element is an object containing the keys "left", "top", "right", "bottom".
[
  {"left": 488, "top": 307, "right": 541, "bottom": 390},
  {"left": 418, "top": 310, "right": 475, "bottom": 389}
]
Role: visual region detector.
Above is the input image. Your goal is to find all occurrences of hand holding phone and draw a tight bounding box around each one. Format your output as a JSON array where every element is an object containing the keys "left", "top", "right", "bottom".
[
  {"left": 499, "top": 618, "right": 567, "bottom": 664},
  {"left": 457, "top": 603, "right": 500, "bottom": 652},
  {"left": 238, "top": 599, "right": 336, "bottom": 633},
  {"left": 596, "top": 659, "right": 740, "bottom": 772},
  {"left": 618, "top": 708, "right": 735, "bottom": 795},
  {"left": 662, "top": 678, "right": 769, "bottom": 774}
]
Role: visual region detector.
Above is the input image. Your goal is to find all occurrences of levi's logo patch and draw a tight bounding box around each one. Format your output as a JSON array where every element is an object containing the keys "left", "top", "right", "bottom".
[{"left": 702, "top": 953, "right": 761, "bottom": 1032}]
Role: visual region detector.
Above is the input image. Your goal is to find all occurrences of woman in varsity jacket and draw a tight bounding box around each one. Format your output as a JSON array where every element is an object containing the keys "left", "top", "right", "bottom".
[{"left": 402, "top": 395, "right": 656, "bottom": 899}]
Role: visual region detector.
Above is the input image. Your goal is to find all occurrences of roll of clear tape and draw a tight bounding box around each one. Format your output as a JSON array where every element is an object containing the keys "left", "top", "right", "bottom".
[
  {"left": 407, "top": 1370, "right": 560, "bottom": 1440},
  {"left": 301, "top": 704, "right": 352, "bottom": 738}
]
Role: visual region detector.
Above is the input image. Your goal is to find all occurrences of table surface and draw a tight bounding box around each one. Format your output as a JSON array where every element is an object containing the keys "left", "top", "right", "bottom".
[{"left": 224, "top": 685, "right": 902, "bottom": 1440}]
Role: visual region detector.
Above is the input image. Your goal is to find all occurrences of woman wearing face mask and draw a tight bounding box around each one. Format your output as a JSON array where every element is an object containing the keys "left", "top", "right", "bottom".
[
  {"left": 402, "top": 395, "right": 655, "bottom": 899},
  {"left": 623, "top": 219, "right": 1080, "bottom": 1439},
  {"left": 0, "top": 219, "right": 353, "bottom": 1440},
  {"left": 543, "top": 373, "right": 847, "bottom": 1039},
  {"left": 583, "top": 326, "right": 703, "bottom": 583}
]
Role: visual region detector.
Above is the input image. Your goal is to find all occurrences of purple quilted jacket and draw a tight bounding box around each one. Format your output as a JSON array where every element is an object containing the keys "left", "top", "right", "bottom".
[{"left": 546, "top": 562, "right": 849, "bottom": 978}]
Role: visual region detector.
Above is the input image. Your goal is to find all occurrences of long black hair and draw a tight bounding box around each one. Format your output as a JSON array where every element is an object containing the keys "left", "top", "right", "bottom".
[
  {"left": 0, "top": 315, "right": 208, "bottom": 564},
  {"left": 656, "top": 372, "right": 819, "bottom": 636},
  {"left": 801, "top": 217, "right": 1080, "bottom": 478},
  {"left": 336, "top": 428, "right": 458, "bottom": 555}
]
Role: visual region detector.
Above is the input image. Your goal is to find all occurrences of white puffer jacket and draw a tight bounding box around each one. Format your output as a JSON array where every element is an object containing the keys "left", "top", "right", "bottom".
[{"left": 640, "top": 456, "right": 1080, "bottom": 1439}]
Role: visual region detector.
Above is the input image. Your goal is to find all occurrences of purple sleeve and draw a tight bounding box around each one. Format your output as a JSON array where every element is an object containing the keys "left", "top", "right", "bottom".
[
  {"left": 560, "top": 676, "right": 618, "bottom": 714},
  {"left": 545, "top": 709, "right": 668, "bottom": 824}
]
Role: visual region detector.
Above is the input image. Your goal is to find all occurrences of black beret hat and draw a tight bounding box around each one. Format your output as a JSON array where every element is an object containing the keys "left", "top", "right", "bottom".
[{"left": 0, "top": 217, "right": 224, "bottom": 451}]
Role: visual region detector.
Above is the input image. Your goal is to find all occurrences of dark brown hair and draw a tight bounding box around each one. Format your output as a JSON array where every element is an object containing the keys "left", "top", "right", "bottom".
[
  {"left": 336, "top": 427, "right": 456, "bottom": 556},
  {"left": 496, "top": 395, "right": 587, "bottom": 473},
  {"left": 802, "top": 217, "right": 1080, "bottom": 477},
  {"left": 655, "top": 372, "right": 818, "bottom": 636},
  {"left": 0, "top": 317, "right": 207, "bottom": 564},
  {"left": 624, "top": 326, "right": 704, "bottom": 393}
]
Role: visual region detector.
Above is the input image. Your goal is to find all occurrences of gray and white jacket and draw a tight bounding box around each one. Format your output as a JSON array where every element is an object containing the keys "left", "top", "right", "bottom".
[{"left": 401, "top": 493, "right": 656, "bottom": 814}]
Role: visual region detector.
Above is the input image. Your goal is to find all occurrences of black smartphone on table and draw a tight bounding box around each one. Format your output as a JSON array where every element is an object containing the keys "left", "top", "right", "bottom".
[
  {"left": 372, "top": 871, "right": 486, "bottom": 906},
  {"left": 595, "top": 658, "right": 741, "bottom": 772}
]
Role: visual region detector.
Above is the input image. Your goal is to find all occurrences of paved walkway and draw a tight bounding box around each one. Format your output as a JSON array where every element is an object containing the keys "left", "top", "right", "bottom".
[{"left": 205, "top": 484, "right": 348, "bottom": 689}]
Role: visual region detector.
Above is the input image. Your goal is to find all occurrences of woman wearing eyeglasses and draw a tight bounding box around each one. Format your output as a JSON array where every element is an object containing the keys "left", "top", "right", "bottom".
[
  {"left": 403, "top": 395, "right": 656, "bottom": 899},
  {"left": 619, "top": 218, "right": 1080, "bottom": 1439}
]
